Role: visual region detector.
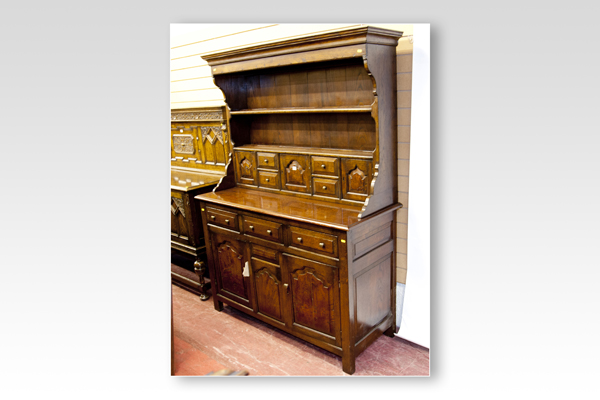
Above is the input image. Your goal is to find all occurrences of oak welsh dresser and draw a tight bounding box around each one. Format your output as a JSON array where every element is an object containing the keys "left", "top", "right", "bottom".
[
  {"left": 171, "top": 106, "right": 231, "bottom": 300},
  {"left": 196, "top": 27, "right": 404, "bottom": 374}
]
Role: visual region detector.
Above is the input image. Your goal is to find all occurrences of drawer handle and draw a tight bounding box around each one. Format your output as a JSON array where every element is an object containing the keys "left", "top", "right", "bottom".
[
  {"left": 322, "top": 186, "right": 327, "bottom": 190},
  {"left": 321, "top": 164, "right": 326, "bottom": 169},
  {"left": 210, "top": 215, "right": 215, "bottom": 220},
  {"left": 284, "top": 283, "right": 289, "bottom": 294},
  {"left": 297, "top": 237, "right": 302, "bottom": 243},
  {"left": 267, "top": 229, "right": 272, "bottom": 235},
  {"left": 225, "top": 219, "right": 230, "bottom": 224},
  {"left": 264, "top": 159, "right": 269, "bottom": 163},
  {"left": 265, "top": 178, "right": 270, "bottom": 182},
  {"left": 319, "top": 242, "right": 325, "bottom": 248},
  {"left": 249, "top": 225, "right": 254, "bottom": 230}
]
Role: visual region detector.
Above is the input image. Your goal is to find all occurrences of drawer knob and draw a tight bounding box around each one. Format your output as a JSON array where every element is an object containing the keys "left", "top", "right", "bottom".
[
  {"left": 321, "top": 164, "right": 326, "bottom": 169},
  {"left": 267, "top": 229, "right": 272, "bottom": 235},
  {"left": 264, "top": 159, "right": 268, "bottom": 163},
  {"left": 249, "top": 225, "right": 254, "bottom": 230},
  {"left": 319, "top": 242, "right": 325, "bottom": 248},
  {"left": 322, "top": 186, "right": 327, "bottom": 190},
  {"left": 225, "top": 219, "right": 230, "bottom": 224},
  {"left": 210, "top": 215, "right": 215, "bottom": 220},
  {"left": 297, "top": 237, "right": 303, "bottom": 242},
  {"left": 266, "top": 178, "right": 270, "bottom": 182}
]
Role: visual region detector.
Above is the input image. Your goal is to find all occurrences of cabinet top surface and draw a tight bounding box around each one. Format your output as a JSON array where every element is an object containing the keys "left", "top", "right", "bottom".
[
  {"left": 171, "top": 168, "right": 224, "bottom": 191},
  {"left": 196, "top": 187, "right": 364, "bottom": 230}
]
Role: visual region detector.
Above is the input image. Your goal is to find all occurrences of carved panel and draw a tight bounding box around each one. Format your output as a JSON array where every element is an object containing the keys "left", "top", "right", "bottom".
[
  {"left": 342, "top": 159, "right": 372, "bottom": 201},
  {"left": 170, "top": 198, "right": 188, "bottom": 241},
  {"left": 348, "top": 166, "right": 367, "bottom": 194},
  {"left": 171, "top": 111, "right": 223, "bottom": 121},
  {"left": 172, "top": 134, "right": 195, "bottom": 154},
  {"left": 254, "top": 268, "right": 283, "bottom": 320},
  {"left": 280, "top": 154, "right": 310, "bottom": 193},
  {"left": 171, "top": 197, "right": 185, "bottom": 218},
  {"left": 290, "top": 267, "right": 334, "bottom": 336},
  {"left": 200, "top": 126, "right": 224, "bottom": 144},
  {"left": 240, "top": 158, "right": 254, "bottom": 178},
  {"left": 285, "top": 160, "right": 306, "bottom": 186},
  {"left": 216, "top": 241, "right": 247, "bottom": 299}
]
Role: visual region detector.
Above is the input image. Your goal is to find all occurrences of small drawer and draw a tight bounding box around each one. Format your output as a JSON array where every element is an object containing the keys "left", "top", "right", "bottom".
[
  {"left": 313, "top": 177, "right": 339, "bottom": 198},
  {"left": 251, "top": 244, "right": 279, "bottom": 264},
  {"left": 243, "top": 216, "right": 284, "bottom": 244},
  {"left": 289, "top": 226, "right": 338, "bottom": 257},
  {"left": 206, "top": 207, "right": 239, "bottom": 231},
  {"left": 311, "top": 156, "right": 339, "bottom": 177},
  {"left": 258, "top": 170, "right": 280, "bottom": 189},
  {"left": 257, "top": 152, "right": 278, "bottom": 170}
]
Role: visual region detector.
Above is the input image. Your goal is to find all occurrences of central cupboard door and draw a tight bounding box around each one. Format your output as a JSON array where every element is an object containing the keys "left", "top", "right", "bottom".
[{"left": 282, "top": 254, "right": 342, "bottom": 347}]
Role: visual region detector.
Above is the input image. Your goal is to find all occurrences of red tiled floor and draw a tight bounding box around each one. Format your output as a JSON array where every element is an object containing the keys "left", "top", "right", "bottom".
[
  {"left": 172, "top": 282, "right": 429, "bottom": 376},
  {"left": 173, "top": 336, "right": 229, "bottom": 376}
]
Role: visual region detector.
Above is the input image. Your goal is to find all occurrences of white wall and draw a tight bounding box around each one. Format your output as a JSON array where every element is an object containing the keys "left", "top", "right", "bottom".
[{"left": 398, "top": 24, "right": 430, "bottom": 348}]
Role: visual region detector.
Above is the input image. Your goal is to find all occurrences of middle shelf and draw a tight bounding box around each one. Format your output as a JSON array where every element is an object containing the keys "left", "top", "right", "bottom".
[{"left": 229, "top": 106, "right": 372, "bottom": 115}]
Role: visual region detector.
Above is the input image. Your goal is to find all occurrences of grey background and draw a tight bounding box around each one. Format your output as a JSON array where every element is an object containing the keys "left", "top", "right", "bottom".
[{"left": 1, "top": 0, "right": 598, "bottom": 396}]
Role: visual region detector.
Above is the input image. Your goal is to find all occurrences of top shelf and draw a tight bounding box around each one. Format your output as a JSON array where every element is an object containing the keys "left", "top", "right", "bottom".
[{"left": 230, "top": 106, "right": 372, "bottom": 115}]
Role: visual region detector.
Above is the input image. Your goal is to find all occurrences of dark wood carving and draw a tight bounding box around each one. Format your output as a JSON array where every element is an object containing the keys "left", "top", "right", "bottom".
[
  {"left": 216, "top": 241, "right": 247, "bottom": 299},
  {"left": 348, "top": 166, "right": 367, "bottom": 194},
  {"left": 285, "top": 160, "right": 305, "bottom": 186},
  {"left": 240, "top": 158, "right": 253, "bottom": 178}
]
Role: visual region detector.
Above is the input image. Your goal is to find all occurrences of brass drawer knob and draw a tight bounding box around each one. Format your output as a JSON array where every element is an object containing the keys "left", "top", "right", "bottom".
[
  {"left": 225, "top": 219, "right": 230, "bottom": 224},
  {"left": 322, "top": 186, "right": 327, "bottom": 190},
  {"left": 210, "top": 215, "right": 215, "bottom": 220},
  {"left": 267, "top": 229, "right": 272, "bottom": 235},
  {"left": 264, "top": 159, "right": 268, "bottom": 163},
  {"left": 249, "top": 225, "right": 254, "bottom": 230},
  {"left": 297, "top": 237, "right": 302, "bottom": 242},
  {"left": 319, "top": 243, "right": 325, "bottom": 248},
  {"left": 321, "top": 164, "right": 326, "bottom": 168},
  {"left": 266, "top": 178, "right": 270, "bottom": 182}
]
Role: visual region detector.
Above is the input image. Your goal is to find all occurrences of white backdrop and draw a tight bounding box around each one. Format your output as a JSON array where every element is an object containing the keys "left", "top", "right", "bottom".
[{"left": 398, "top": 24, "right": 430, "bottom": 348}]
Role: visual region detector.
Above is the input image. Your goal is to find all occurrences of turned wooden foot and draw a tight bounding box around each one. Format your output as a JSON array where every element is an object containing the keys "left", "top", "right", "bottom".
[{"left": 194, "top": 260, "right": 211, "bottom": 301}]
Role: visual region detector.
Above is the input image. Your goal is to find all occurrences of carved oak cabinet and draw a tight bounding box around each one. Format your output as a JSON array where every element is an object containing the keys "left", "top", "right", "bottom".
[
  {"left": 171, "top": 107, "right": 231, "bottom": 299},
  {"left": 196, "top": 27, "right": 403, "bottom": 374}
]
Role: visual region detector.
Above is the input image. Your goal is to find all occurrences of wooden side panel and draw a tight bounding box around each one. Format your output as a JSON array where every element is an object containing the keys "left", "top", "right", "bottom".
[{"left": 354, "top": 253, "right": 392, "bottom": 342}]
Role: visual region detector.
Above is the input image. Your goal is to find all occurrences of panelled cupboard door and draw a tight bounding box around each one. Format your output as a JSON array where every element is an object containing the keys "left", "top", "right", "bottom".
[
  {"left": 282, "top": 254, "right": 341, "bottom": 347},
  {"left": 250, "top": 256, "right": 286, "bottom": 324},
  {"left": 210, "top": 232, "right": 252, "bottom": 308}
]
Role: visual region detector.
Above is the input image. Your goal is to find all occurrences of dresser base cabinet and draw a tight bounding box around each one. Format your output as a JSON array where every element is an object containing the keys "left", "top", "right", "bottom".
[{"left": 198, "top": 193, "right": 400, "bottom": 374}]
